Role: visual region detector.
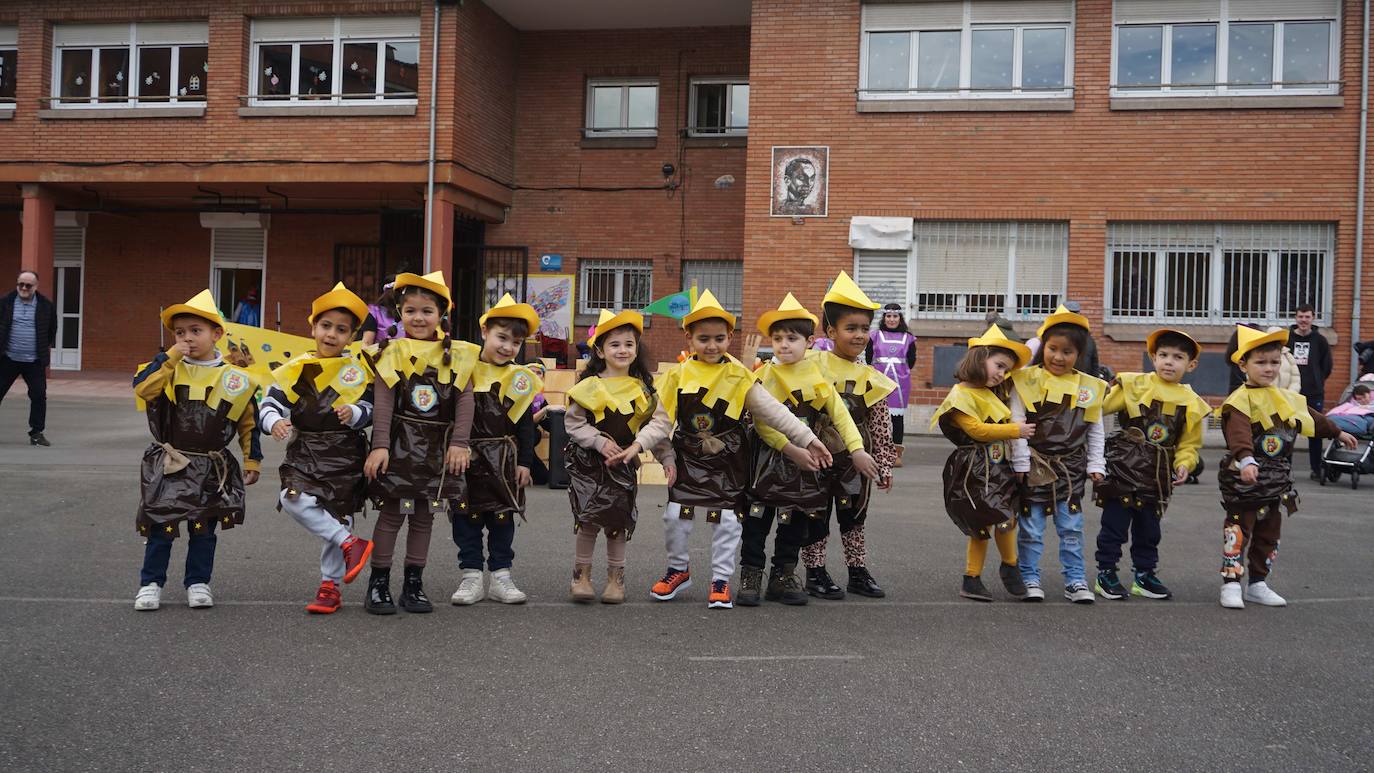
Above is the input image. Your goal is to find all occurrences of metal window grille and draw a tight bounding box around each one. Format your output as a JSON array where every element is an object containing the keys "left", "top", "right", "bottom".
[
  {"left": 578, "top": 259, "right": 654, "bottom": 315},
  {"left": 681, "top": 260, "right": 744, "bottom": 315},
  {"left": 1105, "top": 222, "right": 1333, "bottom": 325}
]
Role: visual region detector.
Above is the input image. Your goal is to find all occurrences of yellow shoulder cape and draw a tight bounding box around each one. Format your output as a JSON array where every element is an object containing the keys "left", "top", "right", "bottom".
[
  {"left": 134, "top": 360, "right": 261, "bottom": 421},
  {"left": 1112, "top": 372, "right": 1211, "bottom": 433},
  {"left": 930, "top": 384, "right": 1011, "bottom": 428},
  {"left": 370, "top": 338, "right": 479, "bottom": 389},
  {"left": 472, "top": 360, "right": 545, "bottom": 422},
  {"left": 1223, "top": 385, "right": 1315, "bottom": 437},
  {"left": 1012, "top": 365, "right": 1107, "bottom": 423},
  {"left": 567, "top": 375, "right": 656, "bottom": 432},
  {"left": 815, "top": 350, "right": 897, "bottom": 407},
  {"left": 756, "top": 357, "right": 834, "bottom": 409},
  {"left": 655, "top": 354, "right": 758, "bottom": 421},
  {"left": 270, "top": 350, "right": 375, "bottom": 406}
]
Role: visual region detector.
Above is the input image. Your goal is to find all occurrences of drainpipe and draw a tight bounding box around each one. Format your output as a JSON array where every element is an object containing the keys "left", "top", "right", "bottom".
[
  {"left": 1354, "top": 0, "right": 1370, "bottom": 375},
  {"left": 423, "top": 0, "right": 443, "bottom": 272}
]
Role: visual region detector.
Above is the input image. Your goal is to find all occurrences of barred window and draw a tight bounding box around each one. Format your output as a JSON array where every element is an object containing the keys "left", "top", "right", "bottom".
[
  {"left": 1105, "top": 222, "right": 1333, "bottom": 325},
  {"left": 681, "top": 260, "right": 744, "bottom": 316},
  {"left": 578, "top": 259, "right": 654, "bottom": 315},
  {"left": 854, "top": 221, "right": 1067, "bottom": 320}
]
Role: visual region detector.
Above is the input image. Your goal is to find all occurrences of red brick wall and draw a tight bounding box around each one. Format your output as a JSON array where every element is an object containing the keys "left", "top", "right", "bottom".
[{"left": 453, "top": 0, "right": 517, "bottom": 187}]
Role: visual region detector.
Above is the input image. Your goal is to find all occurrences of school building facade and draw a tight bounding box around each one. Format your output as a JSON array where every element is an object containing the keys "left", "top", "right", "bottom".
[{"left": 2, "top": 0, "right": 1371, "bottom": 404}]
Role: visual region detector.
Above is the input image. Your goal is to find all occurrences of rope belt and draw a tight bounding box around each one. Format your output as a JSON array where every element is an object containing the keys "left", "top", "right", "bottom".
[
  {"left": 472, "top": 435, "right": 520, "bottom": 518},
  {"left": 1119, "top": 426, "right": 1173, "bottom": 513},
  {"left": 399, "top": 414, "right": 455, "bottom": 501},
  {"left": 160, "top": 443, "right": 229, "bottom": 494}
]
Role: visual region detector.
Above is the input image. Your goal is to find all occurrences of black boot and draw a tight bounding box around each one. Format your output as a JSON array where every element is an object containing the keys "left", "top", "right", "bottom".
[
  {"left": 736, "top": 566, "right": 763, "bottom": 607},
  {"left": 399, "top": 565, "right": 433, "bottom": 613},
  {"left": 766, "top": 563, "right": 809, "bottom": 606},
  {"left": 999, "top": 562, "right": 1027, "bottom": 597},
  {"left": 805, "top": 567, "right": 845, "bottom": 600},
  {"left": 364, "top": 568, "right": 397, "bottom": 615},
  {"left": 847, "top": 566, "right": 885, "bottom": 598},
  {"left": 960, "top": 575, "right": 993, "bottom": 602}
]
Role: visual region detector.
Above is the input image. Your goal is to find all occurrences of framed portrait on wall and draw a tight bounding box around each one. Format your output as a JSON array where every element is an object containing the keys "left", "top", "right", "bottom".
[{"left": 770, "top": 145, "right": 828, "bottom": 217}]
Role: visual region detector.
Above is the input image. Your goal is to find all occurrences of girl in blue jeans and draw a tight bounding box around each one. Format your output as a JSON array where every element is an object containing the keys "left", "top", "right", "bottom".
[{"left": 1010, "top": 306, "right": 1107, "bottom": 604}]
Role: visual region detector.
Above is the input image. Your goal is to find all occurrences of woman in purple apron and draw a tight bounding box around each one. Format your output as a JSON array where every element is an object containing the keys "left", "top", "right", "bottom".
[{"left": 866, "top": 303, "right": 915, "bottom": 444}]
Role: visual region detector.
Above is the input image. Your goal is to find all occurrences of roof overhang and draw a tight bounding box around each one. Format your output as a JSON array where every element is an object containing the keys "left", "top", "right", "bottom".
[{"left": 482, "top": 0, "right": 750, "bottom": 31}]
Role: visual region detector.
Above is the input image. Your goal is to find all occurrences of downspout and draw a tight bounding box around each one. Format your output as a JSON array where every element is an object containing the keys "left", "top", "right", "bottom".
[
  {"left": 423, "top": 0, "right": 443, "bottom": 272},
  {"left": 1354, "top": 0, "right": 1370, "bottom": 375}
]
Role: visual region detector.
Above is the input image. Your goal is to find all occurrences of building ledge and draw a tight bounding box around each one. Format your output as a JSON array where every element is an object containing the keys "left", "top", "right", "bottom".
[
  {"left": 579, "top": 136, "right": 657, "bottom": 149},
  {"left": 857, "top": 97, "right": 1074, "bottom": 113},
  {"left": 1110, "top": 95, "right": 1343, "bottom": 111},
  {"left": 683, "top": 135, "right": 747, "bottom": 148},
  {"left": 38, "top": 105, "right": 206, "bottom": 120},
  {"left": 238, "top": 103, "right": 417, "bottom": 118},
  {"left": 1105, "top": 322, "right": 1339, "bottom": 345},
  {"left": 0, "top": 106, "right": 12, "bottom": 120}
]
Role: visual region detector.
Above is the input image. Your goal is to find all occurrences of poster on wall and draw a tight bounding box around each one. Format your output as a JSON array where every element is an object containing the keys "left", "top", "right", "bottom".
[
  {"left": 770, "top": 145, "right": 829, "bottom": 217},
  {"left": 526, "top": 274, "right": 575, "bottom": 342}
]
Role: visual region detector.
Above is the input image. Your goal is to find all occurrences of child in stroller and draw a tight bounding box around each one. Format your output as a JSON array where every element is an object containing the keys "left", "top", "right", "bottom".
[{"left": 1321, "top": 378, "right": 1374, "bottom": 487}]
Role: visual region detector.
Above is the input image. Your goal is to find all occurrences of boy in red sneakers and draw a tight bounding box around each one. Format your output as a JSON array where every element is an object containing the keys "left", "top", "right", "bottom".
[{"left": 260, "top": 283, "right": 377, "bottom": 614}]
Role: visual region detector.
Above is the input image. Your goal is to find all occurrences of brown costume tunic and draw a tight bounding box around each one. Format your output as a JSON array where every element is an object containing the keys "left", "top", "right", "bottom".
[
  {"left": 826, "top": 389, "right": 877, "bottom": 522},
  {"left": 565, "top": 393, "right": 650, "bottom": 539},
  {"left": 277, "top": 364, "right": 370, "bottom": 523},
  {"left": 1095, "top": 401, "right": 1190, "bottom": 509},
  {"left": 751, "top": 390, "right": 831, "bottom": 517},
  {"left": 670, "top": 390, "right": 752, "bottom": 515},
  {"left": 466, "top": 386, "right": 525, "bottom": 517},
  {"left": 1021, "top": 397, "right": 1092, "bottom": 510},
  {"left": 369, "top": 368, "right": 467, "bottom": 514},
  {"left": 1218, "top": 395, "right": 1339, "bottom": 517},
  {"left": 938, "top": 413, "right": 1019, "bottom": 538}
]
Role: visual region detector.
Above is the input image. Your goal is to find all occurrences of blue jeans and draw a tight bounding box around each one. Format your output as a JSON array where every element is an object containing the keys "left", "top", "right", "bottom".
[
  {"left": 452, "top": 512, "right": 516, "bottom": 571},
  {"left": 140, "top": 523, "right": 217, "bottom": 587},
  {"left": 1018, "top": 501, "right": 1085, "bottom": 587}
]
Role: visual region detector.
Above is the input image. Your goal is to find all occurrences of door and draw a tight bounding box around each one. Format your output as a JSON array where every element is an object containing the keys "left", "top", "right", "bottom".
[
  {"left": 50, "top": 226, "right": 85, "bottom": 370},
  {"left": 210, "top": 228, "right": 267, "bottom": 327}
]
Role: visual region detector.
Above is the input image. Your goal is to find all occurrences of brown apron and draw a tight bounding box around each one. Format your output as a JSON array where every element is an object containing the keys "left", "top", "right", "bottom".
[
  {"left": 1218, "top": 413, "right": 1301, "bottom": 519},
  {"left": 825, "top": 388, "right": 874, "bottom": 522},
  {"left": 1094, "top": 401, "right": 1188, "bottom": 511},
  {"left": 937, "top": 412, "right": 1019, "bottom": 538},
  {"left": 750, "top": 392, "right": 830, "bottom": 516},
  {"left": 669, "top": 390, "right": 750, "bottom": 514},
  {"left": 277, "top": 367, "right": 369, "bottom": 523},
  {"left": 1020, "top": 396, "right": 1091, "bottom": 510},
  {"left": 566, "top": 408, "right": 640, "bottom": 538},
  {"left": 136, "top": 384, "right": 246, "bottom": 537},
  {"left": 368, "top": 369, "right": 465, "bottom": 514},
  {"left": 466, "top": 387, "right": 524, "bottom": 516}
]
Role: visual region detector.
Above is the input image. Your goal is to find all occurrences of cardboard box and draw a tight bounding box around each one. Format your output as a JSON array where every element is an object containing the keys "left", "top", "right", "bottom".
[{"left": 542, "top": 369, "right": 578, "bottom": 394}]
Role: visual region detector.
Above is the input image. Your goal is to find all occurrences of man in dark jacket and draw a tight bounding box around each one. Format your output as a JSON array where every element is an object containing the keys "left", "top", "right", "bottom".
[
  {"left": 1290, "top": 304, "right": 1333, "bottom": 479},
  {"left": 0, "top": 271, "right": 58, "bottom": 445}
]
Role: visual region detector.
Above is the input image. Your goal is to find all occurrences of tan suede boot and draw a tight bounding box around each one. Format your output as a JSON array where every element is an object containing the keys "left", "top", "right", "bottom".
[
  {"left": 570, "top": 563, "right": 595, "bottom": 603},
  {"left": 602, "top": 566, "right": 626, "bottom": 604}
]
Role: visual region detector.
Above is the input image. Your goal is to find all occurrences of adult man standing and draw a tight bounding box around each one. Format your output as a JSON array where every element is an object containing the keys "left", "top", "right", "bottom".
[
  {"left": 0, "top": 271, "right": 57, "bottom": 446},
  {"left": 1289, "top": 304, "right": 1333, "bottom": 479}
]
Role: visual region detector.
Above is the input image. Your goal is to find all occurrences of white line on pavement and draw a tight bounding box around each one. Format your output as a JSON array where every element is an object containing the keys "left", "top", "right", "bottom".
[
  {"left": 0, "top": 595, "right": 1371, "bottom": 607},
  {"left": 687, "top": 655, "right": 863, "bottom": 662}
]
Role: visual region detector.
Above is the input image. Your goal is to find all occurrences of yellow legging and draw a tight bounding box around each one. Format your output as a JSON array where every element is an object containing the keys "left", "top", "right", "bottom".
[{"left": 965, "top": 527, "right": 1018, "bottom": 576}]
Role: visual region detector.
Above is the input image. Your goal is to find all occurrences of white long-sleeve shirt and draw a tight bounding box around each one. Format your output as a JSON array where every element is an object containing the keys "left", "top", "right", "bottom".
[{"left": 1009, "top": 389, "right": 1106, "bottom": 476}]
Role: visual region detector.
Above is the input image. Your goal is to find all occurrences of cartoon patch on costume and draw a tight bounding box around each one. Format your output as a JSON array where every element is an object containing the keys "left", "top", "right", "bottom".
[
  {"left": 1076, "top": 386, "right": 1096, "bottom": 408},
  {"left": 411, "top": 384, "right": 438, "bottom": 413},
  {"left": 1146, "top": 422, "right": 1171, "bottom": 445},
  {"left": 338, "top": 363, "right": 365, "bottom": 389},
  {"left": 221, "top": 369, "right": 250, "bottom": 397},
  {"left": 510, "top": 372, "right": 533, "bottom": 396},
  {"left": 1261, "top": 433, "right": 1285, "bottom": 458},
  {"left": 1221, "top": 523, "right": 1246, "bottom": 580},
  {"left": 988, "top": 442, "right": 1006, "bottom": 465},
  {"left": 690, "top": 412, "right": 716, "bottom": 433}
]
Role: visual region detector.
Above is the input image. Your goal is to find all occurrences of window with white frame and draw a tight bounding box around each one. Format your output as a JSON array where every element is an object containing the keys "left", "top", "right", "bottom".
[
  {"left": 859, "top": 1, "right": 1074, "bottom": 100},
  {"left": 585, "top": 79, "right": 658, "bottom": 137},
  {"left": 689, "top": 78, "right": 748, "bottom": 135},
  {"left": 250, "top": 17, "right": 420, "bottom": 104},
  {"left": 854, "top": 222, "right": 1067, "bottom": 320},
  {"left": 211, "top": 228, "right": 268, "bottom": 327},
  {"left": 1106, "top": 222, "right": 1333, "bottom": 325},
  {"left": 52, "top": 22, "right": 208, "bottom": 107},
  {"left": 0, "top": 26, "right": 16, "bottom": 106},
  {"left": 1112, "top": 0, "right": 1340, "bottom": 96},
  {"left": 681, "top": 260, "right": 744, "bottom": 315},
  {"left": 578, "top": 259, "right": 654, "bottom": 315}
]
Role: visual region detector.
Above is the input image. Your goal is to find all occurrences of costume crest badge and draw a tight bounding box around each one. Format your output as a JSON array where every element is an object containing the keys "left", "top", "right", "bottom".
[
  {"left": 988, "top": 443, "right": 1005, "bottom": 464},
  {"left": 411, "top": 384, "right": 439, "bottom": 413},
  {"left": 1076, "top": 386, "right": 1096, "bottom": 407},
  {"left": 338, "top": 364, "right": 365, "bottom": 387},
  {"left": 1261, "top": 434, "right": 1284, "bottom": 457},
  {"left": 510, "top": 372, "right": 532, "bottom": 396},
  {"left": 1146, "top": 422, "right": 1171, "bottom": 444},
  {"left": 221, "top": 370, "right": 249, "bottom": 397},
  {"left": 690, "top": 413, "right": 715, "bottom": 433}
]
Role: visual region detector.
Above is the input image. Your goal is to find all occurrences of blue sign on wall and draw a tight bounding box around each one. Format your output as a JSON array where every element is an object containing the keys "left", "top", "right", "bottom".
[{"left": 540, "top": 253, "right": 563, "bottom": 272}]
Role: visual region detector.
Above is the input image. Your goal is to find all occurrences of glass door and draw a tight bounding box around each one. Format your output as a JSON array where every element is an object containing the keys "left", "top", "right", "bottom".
[{"left": 51, "top": 264, "right": 83, "bottom": 370}]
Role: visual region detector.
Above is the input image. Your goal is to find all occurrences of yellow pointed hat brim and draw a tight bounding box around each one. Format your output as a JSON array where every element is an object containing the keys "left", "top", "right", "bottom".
[
  {"left": 394, "top": 271, "right": 453, "bottom": 310},
  {"left": 822, "top": 271, "right": 880, "bottom": 311},
  {"left": 681, "top": 289, "right": 737, "bottom": 330},
  {"left": 161, "top": 289, "right": 225, "bottom": 331},
  {"left": 1146, "top": 327, "right": 1200, "bottom": 357},
  {"left": 309, "top": 282, "right": 370, "bottom": 327},
  {"left": 1231, "top": 327, "right": 1288, "bottom": 364},
  {"left": 591, "top": 309, "right": 644, "bottom": 345},
  {"left": 480, "top": 293, "right": 541, "bottom": 333},
  {"left": 968, "top": 324, "right": 1032, "bottom": 370},
  {"left": 756, "top": 293, "right": 818, "bottom": 335},
  {"left": 1036, "top": 305, "right": 1091, "bottom": 338}
]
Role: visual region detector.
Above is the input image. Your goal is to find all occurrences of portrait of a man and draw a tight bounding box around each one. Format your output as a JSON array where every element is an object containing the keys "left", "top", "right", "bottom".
[{"left": 771, "top": 146, "right": 828, "bottom": 217}]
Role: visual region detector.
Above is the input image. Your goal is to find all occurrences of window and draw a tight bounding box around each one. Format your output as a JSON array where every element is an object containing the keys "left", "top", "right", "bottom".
[
  {"left": 585, "top": 79, "right": 658, "bottom": 137},
  {"left": 688, "top": 78, "right": 748, "bottom": 135},
  {"left": 1105, "top": 223, "right": 1333, "bottom": 325},
  {"left": 0, "top": 26, "right": 16, "bottom": 106},
  {"left": 52, "top": 22, "right": 208, "bottom": 107},
  {"left": 859, "top": 1, "right": 1074, "bottom": 100},
  {"left": 250, "top": 17, "right": 420, "bottom": 105},
  {"left": 578, "top": 260, "right": 654, "bottom": 314},
  {"left": 681, "top": 260, "right": 744, "bottom": 316},
  {"left": 854, "top": 222, "right": 1068, "bottom": 320},
  {"left": 211, "top": 227, "right": 268, "bottom": 327},
  {"left": 1112, "top": 0, "right": 1339, "bottom": 97}
]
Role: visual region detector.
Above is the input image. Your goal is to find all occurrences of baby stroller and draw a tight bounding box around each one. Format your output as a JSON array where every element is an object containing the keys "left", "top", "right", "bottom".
[{"left": 1320, "top": 375, "right": 1374, "bottom": 489}]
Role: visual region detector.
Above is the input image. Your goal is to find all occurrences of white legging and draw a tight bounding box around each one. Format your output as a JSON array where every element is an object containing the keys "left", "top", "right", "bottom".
[
  {"left": 279, "top": 490, "right": 353, "bottom": 583},
  {"left": 662, "top": 502, "right": 742, "bottom": 582}
]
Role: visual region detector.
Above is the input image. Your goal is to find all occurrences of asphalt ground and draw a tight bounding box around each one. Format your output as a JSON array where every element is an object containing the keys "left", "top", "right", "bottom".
[{"left": 1, "top": 397, "right": 1371, "bottom": 772}]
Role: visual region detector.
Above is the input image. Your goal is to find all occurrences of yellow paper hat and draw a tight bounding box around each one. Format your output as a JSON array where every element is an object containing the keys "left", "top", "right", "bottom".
[
  {"left": 1037, "top": 304, "right": 1091, "bottom": 338},
  {"left": 161, "top": 289, "right": 225, "bottom": 331},
  {"left": 393, "top": 271, "right": 453, "bottom": 310},
  {"left": 681, "top": 289, "right": 737, "bottom": 330},
  {"left": 756, "top": 292, "right": 819, "bottom": 335},
  {"left": 968, "top": 323, "right": 1032, "bottom": 370},
  {"left": 822, "top": 271, "right": 879, "bottom": 311},
  {"left": 480, "top": 293, "right": 541, "bottom": 333},
  {"left": 309, "top": 282, "right": 370, "bottom": 327},
  {"left": 1146, "top": 327, "right": 1200, "bottom": 357},
  {"left": 1231, "top": 325, "right": 1288, "bottom": 364},
  {"left": 590, "top": 308, "right": 644, "bottom": 345}
]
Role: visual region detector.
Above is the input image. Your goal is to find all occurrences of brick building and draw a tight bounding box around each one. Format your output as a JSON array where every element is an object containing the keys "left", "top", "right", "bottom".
[{"left": 2, "top": 0, "right": 1371, "bottom": 406}]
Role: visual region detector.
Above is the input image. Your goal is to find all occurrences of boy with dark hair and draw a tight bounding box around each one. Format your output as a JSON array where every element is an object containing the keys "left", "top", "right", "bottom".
[{"left": 1289, "top": 304, "right": 1334, "bottom": 480}]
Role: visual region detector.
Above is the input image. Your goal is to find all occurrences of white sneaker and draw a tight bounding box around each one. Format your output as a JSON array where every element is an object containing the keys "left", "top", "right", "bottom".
[
  {"left": 186, "top": 583, "right": 214, "bottom": 609},
  {"left": 1064, "top": 583, "right": 1095, "bottom": 604},
  {"left": 133, "top": 583, "right": 162, "bottom": 611},
  {"left": 1243, "top": 581, "right": 1287, "bottom": 607},
  {"left": 450, "top": 569, "right": 485, "bottom": 605},
  {"left": 488, "top": 569, "right": 527, "bottom": 604},
  {"left": 1022, "top": 581, "right": 1045, "bottom": 602},
  {"left": 1220, "top": 583, "right": 1245, "bottom": 609}
]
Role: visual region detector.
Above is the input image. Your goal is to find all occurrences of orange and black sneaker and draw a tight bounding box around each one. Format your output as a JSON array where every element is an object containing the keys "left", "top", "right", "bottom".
[
  {"left": 650, "top": 568, "right": 692, "bottom": 601},
  {"left": 340, "top": 535, "right": 373, "bottom": 584},
  {"left": 305, "top": 580, "right": 342, "bottom": 614},
  {"left": 708, "top": 579, "right": 733, "bottom": 609}
]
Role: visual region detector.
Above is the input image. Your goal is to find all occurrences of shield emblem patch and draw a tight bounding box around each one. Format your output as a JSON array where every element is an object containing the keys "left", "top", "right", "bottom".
[{"left": 411, "top": 384, "right": 439, "bottom": 413}]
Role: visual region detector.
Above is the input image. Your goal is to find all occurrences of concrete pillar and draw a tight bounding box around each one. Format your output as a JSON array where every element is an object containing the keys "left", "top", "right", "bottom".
[{"left": 19, "top": 185, "right": 55, "bottom": 298}]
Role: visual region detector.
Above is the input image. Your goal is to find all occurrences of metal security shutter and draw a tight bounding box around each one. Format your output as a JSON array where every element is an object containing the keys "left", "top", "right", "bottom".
[
  {"left": 1114, "top": 0, "right": 1222, "bottom": 23},
  {"left": 54, "top": 227, "right": 85, "bottom": 262},
  {"left": 1229, "top": 0, "right": 1339, "bottom": 19},
  {"left": 252, "top": 18, "right": 335, "bottom": 42},
  {"left": 681, "top": 260, "right": 744, "bottom": 315},
  {"left": 863, "top": 2, "right": 965, "bottom": 31},
  {"left": 0, "top": 26, "right": 16, "bottom": 47},
  {"left": 971, "top": 0, "right": 1075, "bottom": 23},
  {"left": 54, "top": 24, "right": 132, "bottom": 47},
  {"left": 339, "top": 16, "right": 421, "bottom": 39},
  {"left": 854, "top": 250, "right": 911, "bottom": 308},
  {"left": 136, "top": 22, "right": 209, "bottom": 45},
  {"left": 212, "top": 228, "right": 266, "bottom": 264}
]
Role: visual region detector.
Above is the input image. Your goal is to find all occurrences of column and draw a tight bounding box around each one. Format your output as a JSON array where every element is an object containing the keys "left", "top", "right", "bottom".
[{"left": 19, "top": 184, "right": 55, "bottom": 298}]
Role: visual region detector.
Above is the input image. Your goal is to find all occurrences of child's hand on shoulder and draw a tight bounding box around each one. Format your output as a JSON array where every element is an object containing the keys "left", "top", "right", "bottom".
[
  {"left": 364, "top": 448, "right": 389, "bottom": 480},
  {"left": 516, "top": 465, "right": 532, "bottom": 488},
  {"left": 271, "top": 419, "right": 293, "bottom": 442},
  {"left": 446, "top": 446, "right": 471, "bottom": 475},
  {"left": 1018, "top": 422, "right": 1037, "bottom": 439},
  {"left": 851, "top": 449, "right": 879, "bottom": 480},
  {"left": 243, "top": 470, "right": 260, "bottom": 486}
]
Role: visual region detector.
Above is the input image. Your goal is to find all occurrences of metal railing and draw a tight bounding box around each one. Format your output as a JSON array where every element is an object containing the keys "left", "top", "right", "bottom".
[{"left": 239, "top": 91, "right": 418, "bottom": 103}]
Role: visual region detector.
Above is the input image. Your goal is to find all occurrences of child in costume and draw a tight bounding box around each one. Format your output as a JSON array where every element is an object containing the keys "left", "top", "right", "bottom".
[
  {"left": 131, "top": 290, "right": 262, "bottom": 611},
  {"left": 564, "top": 309, "right": 674, "bottom": 604},
  {"left": 612, "top": 290, "right": 829, "bottom": 609},
  {"left": 931, "top": 325, "right": 1034, "bottom": 602},
  {"left": 364, "top": 271, "right": 479, "bottom": 615},
  {"left": 1218, "top": 326, "right": 1355, "bottom": 609},
  {"left": 1091, "top": 329, "right": 1211, "bottom": 601},
  {"left": 739, "top": 293, "right": 876, "bottom": 607},
  {"left": 801, "top": 272, "right": 899, "bottom": 600},
  {"left": 259, "top": 283, "right": 377, "bottom": 614},
  {"left": 1010, "top": 305, "right": 1107, "bottom": 604},
  {"left": 448, "top": 294, "right": 543, "bottom": 606}
]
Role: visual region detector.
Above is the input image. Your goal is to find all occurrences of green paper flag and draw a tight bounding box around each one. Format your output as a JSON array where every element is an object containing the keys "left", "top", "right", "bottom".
[{"left": 642, "top": 287, "right": 699, "bottom": 319}]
